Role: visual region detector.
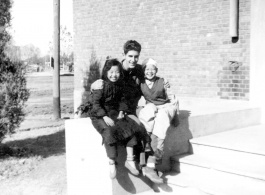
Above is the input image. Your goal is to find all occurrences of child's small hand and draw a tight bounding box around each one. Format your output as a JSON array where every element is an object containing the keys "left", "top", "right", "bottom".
[
  {"left": 103, "top": 116, "right": 115, "bottom": 126},
  {"left": 174, "top": 99, "right": 180, "bottom": 115},
  {"left": 117, "top": 111, "right": 124, "bottom": 119}
]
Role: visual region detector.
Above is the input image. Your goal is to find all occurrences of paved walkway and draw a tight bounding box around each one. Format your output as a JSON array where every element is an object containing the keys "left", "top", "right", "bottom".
[{"left": 26, "top": 71, "right": 74, "bottom": 77}]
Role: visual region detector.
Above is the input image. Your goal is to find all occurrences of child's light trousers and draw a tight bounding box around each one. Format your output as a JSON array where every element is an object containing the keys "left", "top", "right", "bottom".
[{"left": 138, "top": 102, "right": 178, "bottom": 140}]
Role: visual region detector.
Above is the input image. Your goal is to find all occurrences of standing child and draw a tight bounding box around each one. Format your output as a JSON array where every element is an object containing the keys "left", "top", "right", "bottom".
[
  {"left": 138, "top": 58, "right": 179, "bottom": 167},
  {"left": 82, "top": 59, "right": 150, "bottom": 180}
]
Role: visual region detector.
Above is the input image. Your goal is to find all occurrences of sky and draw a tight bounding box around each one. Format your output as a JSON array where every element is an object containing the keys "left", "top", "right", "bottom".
[{"left": 11, "top": 0, "right": 73, "bottom": 56}]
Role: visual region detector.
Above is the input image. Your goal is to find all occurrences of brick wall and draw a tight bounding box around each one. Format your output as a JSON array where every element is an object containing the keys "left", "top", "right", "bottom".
[{"left": 73, "top": 0, "right": 250, "bottom": 100}]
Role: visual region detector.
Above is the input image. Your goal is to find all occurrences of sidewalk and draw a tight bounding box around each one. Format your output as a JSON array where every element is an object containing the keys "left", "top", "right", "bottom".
[
  {"left": 17, "top": 114, "right": 73, "bottom": 132},
  {"left": 26, "top": 71, "right": 74, "bottom": 77}
]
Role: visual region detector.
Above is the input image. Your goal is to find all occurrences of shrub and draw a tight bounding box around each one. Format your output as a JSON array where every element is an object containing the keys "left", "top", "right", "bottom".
[
  {"left": 0, "top": 0, "right": 30, "bottom": 141},
  {"left": 0, "top": 59, "right": 30, "bottom": 141}
]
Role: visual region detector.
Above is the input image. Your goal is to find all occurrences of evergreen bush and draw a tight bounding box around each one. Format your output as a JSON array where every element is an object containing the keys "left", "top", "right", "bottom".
[{"left": 0, "top": 0, "right": 30, "bottom": 141}]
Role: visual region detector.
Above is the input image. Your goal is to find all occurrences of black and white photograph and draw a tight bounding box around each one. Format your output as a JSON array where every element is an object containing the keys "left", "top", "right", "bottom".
[{"left": 0, "top": 0, "right": 264, "bottom": 194}]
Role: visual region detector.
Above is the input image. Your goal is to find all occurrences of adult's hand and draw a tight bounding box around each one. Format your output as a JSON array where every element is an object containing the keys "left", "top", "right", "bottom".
[
  {"left": 163, "top": 78, "right": 170, "bottom": 88},
  {"left": 91, "top": 79, "right": 104, "bottom": 91},
  {"left": 103, "top": 116, "right": 115, "bottom": 126}
]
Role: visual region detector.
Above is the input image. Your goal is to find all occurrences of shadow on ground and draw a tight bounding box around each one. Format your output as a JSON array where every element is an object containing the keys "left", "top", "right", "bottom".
[
  {"left": 61, "top": 73, "right": 74, "bottom": 76},
  {"left": 0, "top": 129, "right": 66, "bottom": 159}
]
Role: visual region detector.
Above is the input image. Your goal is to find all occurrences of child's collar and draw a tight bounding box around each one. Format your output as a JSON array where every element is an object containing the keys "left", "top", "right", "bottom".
[{"left": 145, "top": 76, "right": 157, "bottom": 82}]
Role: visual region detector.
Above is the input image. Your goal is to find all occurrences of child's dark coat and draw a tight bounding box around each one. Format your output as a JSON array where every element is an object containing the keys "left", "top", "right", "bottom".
[{"left": 90, "top": 81, "right": 148, "bottom": 145}]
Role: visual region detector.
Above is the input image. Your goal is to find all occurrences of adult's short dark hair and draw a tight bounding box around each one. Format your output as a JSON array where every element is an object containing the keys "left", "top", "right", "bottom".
[
  {"left": 101, "top": 58, "right": 124, "bottom": 81},
  {"left": 123, "top": 40, "right": 141, "bottom": 54}
]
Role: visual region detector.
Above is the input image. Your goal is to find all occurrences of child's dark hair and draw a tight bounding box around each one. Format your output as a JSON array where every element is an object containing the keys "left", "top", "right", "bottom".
[
  {"left": 123, "top": 40, "right": 141, "bottom": 54},
  {"left": 101, "top": 58, "right": 124, "bottom": 81}
]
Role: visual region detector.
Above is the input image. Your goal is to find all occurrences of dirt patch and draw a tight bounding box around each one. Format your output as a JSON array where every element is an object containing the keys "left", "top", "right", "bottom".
[
  {"left": 0, "top": 156, "right": 42, "bottom": 181},
  {"left": 0, "top": 155, "right": 67, "bottom": 195}
]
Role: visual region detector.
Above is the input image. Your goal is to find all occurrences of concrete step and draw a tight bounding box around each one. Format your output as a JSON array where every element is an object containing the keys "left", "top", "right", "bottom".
[
  {"left": 139, "top": 169, "right": 265, "bottom": 195},
  {"left": 181, "top": 125, "right": 265, "bottom": 181},
  {"left": 175, "top": 153, "right": 265, "bottom": 181},
  {"left": 137, "top": 178, "right": 206, "bottom": 195},
  {"left": 160, "top": 98, "right": 261, "bottom": 168},
  {"left": 184, "top": 125, "right": 265, "bottom": 180},
  {"left": 169, "top": 125, "right": 265, "bottom": 195},
  {"left": 164, "top": 170, "right": 265, "bottom": 195}
]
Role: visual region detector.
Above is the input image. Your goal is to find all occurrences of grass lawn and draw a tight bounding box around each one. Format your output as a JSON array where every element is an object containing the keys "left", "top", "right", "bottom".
[{"left": 0, "top": 72, "right": 74, "bottom": 195}]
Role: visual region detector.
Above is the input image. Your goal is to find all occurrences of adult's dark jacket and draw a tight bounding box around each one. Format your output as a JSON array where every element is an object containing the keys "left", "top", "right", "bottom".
[{"left": 121, "top": 62, "right": 145, "bottom": 115}]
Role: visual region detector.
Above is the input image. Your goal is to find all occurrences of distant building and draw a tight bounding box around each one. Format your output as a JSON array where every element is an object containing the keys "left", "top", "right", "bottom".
[
  {"left": 26, "top": 64, "right": 42, "bottom": 72},
  {"left": 45, "top": 61, "right": 51, "bottom": 67}
]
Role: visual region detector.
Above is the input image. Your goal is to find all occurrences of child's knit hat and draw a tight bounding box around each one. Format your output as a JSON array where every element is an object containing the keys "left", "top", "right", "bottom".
[{"left": 142, "top": 58, "right": 158, "bottom": 69}]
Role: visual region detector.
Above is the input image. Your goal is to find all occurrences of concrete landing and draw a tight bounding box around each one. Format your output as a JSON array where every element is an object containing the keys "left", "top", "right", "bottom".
[
  {"left": 190, "top": 124, "right": 265, "bottom": 155},
  {"left": 177, "top": 97, "right": 261, "bottom": 137},
  {"left": 177, "top": 97, "right": 258, "bottom": 116}
]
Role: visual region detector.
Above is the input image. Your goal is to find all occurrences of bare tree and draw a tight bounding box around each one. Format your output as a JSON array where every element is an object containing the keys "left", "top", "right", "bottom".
[{"left": 48, "top": 25, "right": 73, "bottom": 70}]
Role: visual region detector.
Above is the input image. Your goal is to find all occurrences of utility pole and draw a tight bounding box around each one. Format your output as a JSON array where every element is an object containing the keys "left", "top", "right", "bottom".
[{"left": 53, "top": 0, "right": 61, "bottom": 119}]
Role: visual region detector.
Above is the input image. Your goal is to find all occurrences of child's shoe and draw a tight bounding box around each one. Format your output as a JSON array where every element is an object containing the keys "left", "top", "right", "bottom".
[
  {"left": 109, "top": 161, "right": 117, "bottom": 179},
  {"left": 145, "top": 142, "right": 154, "bottom": 154},
  {"left": 125, "top": 156, "right": 139, "bottom": 176}
]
